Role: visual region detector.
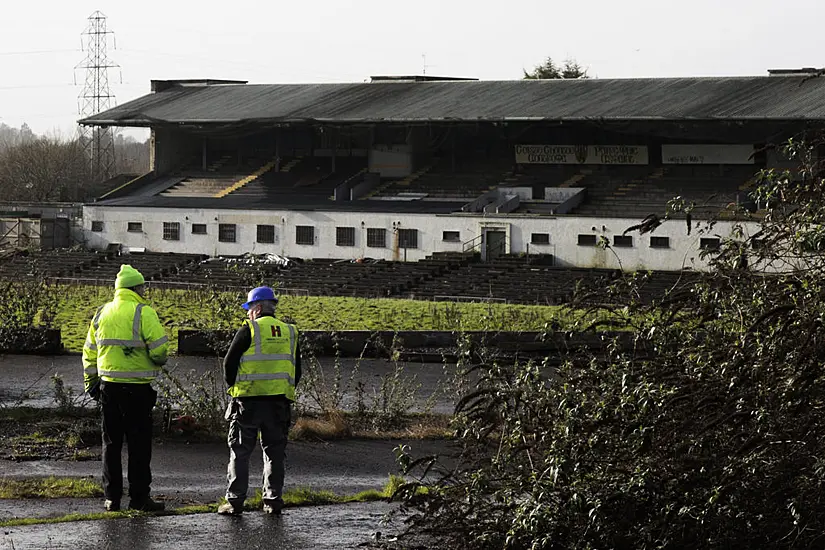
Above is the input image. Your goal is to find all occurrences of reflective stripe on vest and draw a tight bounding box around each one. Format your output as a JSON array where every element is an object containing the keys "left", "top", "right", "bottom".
[
  {"left": 92, "top": 306, "right": 104, "bottom": 330},
  {"left": 147, "top": 335, "right": 168, "bottom": 350},
  {"left": 240, "top": 320, "right": 296, "bottom": 364},
  {"left": 236, "top": 371, "right": 296, "bottom": 384},
  {"left": 97, "top": 303, "right": 145, "bottom": 348},
  {"left": 94, "top": 305, "right": 167, "bottom": 351},
  {"left": 97, "top": 368, "right": 159, "bottom": 378}
]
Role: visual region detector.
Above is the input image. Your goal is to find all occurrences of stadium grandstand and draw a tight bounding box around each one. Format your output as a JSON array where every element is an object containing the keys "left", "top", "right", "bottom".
[{"left": 3, "top": 69, "right": 820, "bottom": 303}]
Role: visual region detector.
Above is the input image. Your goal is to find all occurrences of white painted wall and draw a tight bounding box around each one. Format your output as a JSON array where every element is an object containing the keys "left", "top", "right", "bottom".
[{"left": 82, "top": 205, "right": 757, "bottom": 271}]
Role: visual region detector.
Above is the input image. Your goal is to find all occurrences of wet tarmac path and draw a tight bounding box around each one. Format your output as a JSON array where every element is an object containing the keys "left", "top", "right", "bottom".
[
  {"left": 2, "top": 502, "right": 399, "bottom": 550},
  {"left": 0, "top": 354, "right": 457, "bottom": 413},
  {"left": 0, "top": 354, "right": 454, "bottom": 548}
]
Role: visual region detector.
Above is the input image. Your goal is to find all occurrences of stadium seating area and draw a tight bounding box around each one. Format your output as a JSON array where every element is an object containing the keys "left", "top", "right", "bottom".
[
  {"left": 503, "top": 164, "right": 757, "bottom": 217},
  {"left": 577, "top": 166, "right": 753, "bottom": 218},
  {"left": 0, "top": 249, "right": 689, "bottom": 305},
  {"left": 0, "top": 250, "right": 205, "bottom": 282},
  {"left": 136, "top": 149, "right": 757, "bottom": 215},
  {"left": 161, "top": 154, "right": 278, "bottom": 198},
  {"left": 226, "top": 157, "right": 367, "bottom": 200},
  {"left": 0, "top": 249, "right": 106, "bottom": 278},
  {"left": 371, "top": 158, "right": 514, "bottom": 200}
]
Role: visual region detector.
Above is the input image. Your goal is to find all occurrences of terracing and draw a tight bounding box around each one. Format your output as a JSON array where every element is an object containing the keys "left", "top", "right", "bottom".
[
  {"left": 0, "top": 250, "right": 205, "bottom": 283},
  {"left": 1, "top": 250, "right": 691, "bottom": 305},
  {"left": 505, "top": 164, "right": 756, "bottom": 218}
]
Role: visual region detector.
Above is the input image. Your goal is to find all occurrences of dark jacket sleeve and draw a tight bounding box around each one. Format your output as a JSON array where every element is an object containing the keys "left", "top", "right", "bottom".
[{"left": 223, "top": 325, "right": 251, "bottom": 388}]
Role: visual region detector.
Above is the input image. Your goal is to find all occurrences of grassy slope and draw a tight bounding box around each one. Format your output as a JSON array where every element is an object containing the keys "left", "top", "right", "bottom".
[{"left": 54, "top": 285, "right": 593, "bottom": 353}]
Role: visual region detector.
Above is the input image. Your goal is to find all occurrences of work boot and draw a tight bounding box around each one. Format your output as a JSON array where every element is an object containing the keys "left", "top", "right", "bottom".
[
  {"left": 104, "top": 499, "right": 120, "bottom": 512},
  {"left": 263, "top": 498, "right": 284, "bottom": 515},
  {"left": 217, "top": 502, "right": 243, "bottom": 516},
  {"left": 128, "top": 497, "right": 165, "bottom": 512}
]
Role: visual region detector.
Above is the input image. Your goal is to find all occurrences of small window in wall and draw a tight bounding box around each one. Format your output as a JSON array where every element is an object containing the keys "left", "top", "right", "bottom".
[
  {"left": 192, "top": 224, "right": 207, "bottom": 235},
  {"left": 578, "top": 234, "right": 597, "bottom": 246},
  {"left": 442, "top": 230, "right": 461, "bottom": 242},
  {"left": 296, "top": 225, "right": 315, "bottom": 245},
  {"left": 91, "top": 221, "right": 104, "bottom": 232},
  {"left": 531, "top": 233, "right": 550, "bottom": 245},
  {"left": 163, "top": 222, "right": 180, "bottom": 241},
  {"left": 367, "top": 228, "right": 386, "bottom": 248},
  {"left": 218, "top": 224, "right": 237, "bottom": 243},
  {"left": 257, "top": 224, "right": 276, "bottom": 244},
  {"left": 650, "top": 236, "right": 670, "bottom": 249},
  {"left": 398, "top": 228, "right": 418, "bottom": 249},
  {"left": 613, "top": 235, "right": 633, "bottom": 248},
  {"left": 336, "top": 226, "right": 356, "bottom": 246},
  {"left": 127, "top": 222, "right": 142, "bottom": 233},
  {"left": 700, "top": 237, "right": 721, "bottom": 251}
]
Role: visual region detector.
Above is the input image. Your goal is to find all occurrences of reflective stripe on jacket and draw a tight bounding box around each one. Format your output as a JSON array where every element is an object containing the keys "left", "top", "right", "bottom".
[
  {"left": 82, "top": 288, "right": 169, "bottom": 391},
  {"left": 229, "top": 316, "right": 298, "bottom": 400}
]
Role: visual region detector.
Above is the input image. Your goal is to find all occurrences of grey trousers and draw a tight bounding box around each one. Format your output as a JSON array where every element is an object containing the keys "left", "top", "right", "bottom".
[{"left": 225, "top": 397, "right": 291, "bottom": 506}]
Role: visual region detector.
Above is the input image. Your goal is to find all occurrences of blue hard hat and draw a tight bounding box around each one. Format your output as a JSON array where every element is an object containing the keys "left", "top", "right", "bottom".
[{"left": 242, "top": 286, "right": 278, "bottom": 310}]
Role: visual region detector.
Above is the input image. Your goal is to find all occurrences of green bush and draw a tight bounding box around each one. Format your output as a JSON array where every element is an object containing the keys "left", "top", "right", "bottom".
[{"left": 395, "top": 138, "right": 825, "bottom": 549}]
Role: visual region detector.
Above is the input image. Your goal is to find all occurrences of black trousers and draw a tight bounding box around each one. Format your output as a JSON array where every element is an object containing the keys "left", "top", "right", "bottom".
[{"left": 100, "top": 382, "right": 157, "bottom": 502}]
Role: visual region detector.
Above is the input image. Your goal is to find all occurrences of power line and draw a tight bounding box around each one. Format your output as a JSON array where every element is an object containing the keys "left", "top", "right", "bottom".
[
  {"left": 0, "top": 49, "right": 79, "bottom": 56},
  {"left": 0, "top": 83, "right": 145, "bottom": 91}
]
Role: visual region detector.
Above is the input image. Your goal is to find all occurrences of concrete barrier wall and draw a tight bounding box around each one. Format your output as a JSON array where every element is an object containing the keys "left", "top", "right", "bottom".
[
  {"left": 0, "top": 328, "right": 62, "bottom": 355},
  {"left": 177, "top": 329, "right": 636, "bottom": 358},
  {"left": 0, "top": 329, "right": 635, "bottom": 359}
]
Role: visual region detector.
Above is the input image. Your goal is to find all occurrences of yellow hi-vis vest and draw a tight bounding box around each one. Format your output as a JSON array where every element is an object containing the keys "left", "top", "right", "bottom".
[
  {"left": 229, "top": 316, "right": 297, "bottom": 401},
  {"left": 82, "top": 288, "right": 169, "bottom": 391}
]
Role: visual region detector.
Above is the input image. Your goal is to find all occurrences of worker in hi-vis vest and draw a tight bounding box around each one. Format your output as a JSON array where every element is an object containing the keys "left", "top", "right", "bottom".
[
  {"left": 218, "top": 286, "right": 301, "bottom": 516},
  {"left": 82, "top": 264, "right": 169, "bottom": 513}
]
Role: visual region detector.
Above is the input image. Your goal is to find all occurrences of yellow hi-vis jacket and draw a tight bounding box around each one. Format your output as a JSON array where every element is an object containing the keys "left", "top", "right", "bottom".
[
  {"left": 229, "top": 316, "right": 298, "bottom": 401},
  {"left": 82, "top": 288, "right": 169, "bottom": 392}
]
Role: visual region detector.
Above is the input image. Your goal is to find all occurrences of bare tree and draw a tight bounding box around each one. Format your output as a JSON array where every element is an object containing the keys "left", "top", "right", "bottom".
[
  {"left": 0, "top": 137, "right": 90, "bottom": 201},
  {"left": 0, "top": 124, "right": 150, "bottom": 201}
]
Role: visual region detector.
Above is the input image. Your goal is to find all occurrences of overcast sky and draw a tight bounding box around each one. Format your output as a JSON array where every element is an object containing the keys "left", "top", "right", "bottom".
[{"left": 2, "top": 0, "right": 824, "bottom": 137}]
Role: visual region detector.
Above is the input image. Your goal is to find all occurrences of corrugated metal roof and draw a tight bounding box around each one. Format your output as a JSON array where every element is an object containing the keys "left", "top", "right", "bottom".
[{"left": 80, "top": 76, "right": 825, "bottom": 126}]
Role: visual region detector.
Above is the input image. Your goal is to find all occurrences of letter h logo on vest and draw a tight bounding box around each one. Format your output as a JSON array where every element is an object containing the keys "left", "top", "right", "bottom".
[{"left": 270, "top": 325, "right": 282, "bottom": 338}]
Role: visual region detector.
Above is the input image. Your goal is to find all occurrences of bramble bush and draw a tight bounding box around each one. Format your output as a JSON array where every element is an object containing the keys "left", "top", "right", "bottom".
[
  {"left": 394, "top": 137, "right": 825, "bottom": 549},
  {"left": 0, "top": 261, "right": 60, "bottom": 353}
]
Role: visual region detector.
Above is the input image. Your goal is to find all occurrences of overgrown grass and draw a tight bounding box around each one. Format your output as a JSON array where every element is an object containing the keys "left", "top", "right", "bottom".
[
  {"left": 0, "top": 477, "right": 102, "bottom": 499},
  {"left": 0, "top": 407, "right": 101, "bottom": 460},
  {"left": 0, "top": 475, "right": 406, "bottom": 527},
  {"left": 53, "top": 284, "right": 599, "bottom": 353},
  {"left": 290, "top": 412, "right": 453, "bottom": 441}
]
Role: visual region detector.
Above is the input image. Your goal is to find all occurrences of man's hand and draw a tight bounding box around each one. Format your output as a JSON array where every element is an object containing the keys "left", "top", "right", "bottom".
[{"left": 88, "top": 380, "right": 101, "bottom": 401}]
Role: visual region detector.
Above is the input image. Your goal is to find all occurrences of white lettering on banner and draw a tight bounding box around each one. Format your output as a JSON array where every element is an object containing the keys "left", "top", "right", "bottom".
[
  {"left": 515, "top": 145, "right": 648, "bottom": 165},
  {"left": 662, "top": 144, "right": 754, "bottom": 165}
]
